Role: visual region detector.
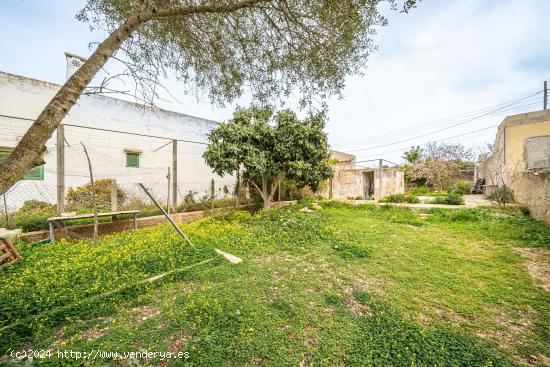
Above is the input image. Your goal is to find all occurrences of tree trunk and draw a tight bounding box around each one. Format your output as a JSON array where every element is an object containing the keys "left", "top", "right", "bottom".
[
  {"left": 262, "top": 175, "right": 271, "bottom": 209},
  {"left": 0, "top": 13, "right": 144, "bottom": 195},
  {"left": 235, "top": 166, "right": 240, "bottom": 208}
]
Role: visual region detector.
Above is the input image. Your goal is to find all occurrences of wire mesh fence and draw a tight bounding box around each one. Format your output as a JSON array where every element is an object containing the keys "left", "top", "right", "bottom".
[
  {"left": 1, "top": 178, "right": 244, "bottom": 241},
  {"left": 0, "top": 124, "right": 249, "bottom": 241}
]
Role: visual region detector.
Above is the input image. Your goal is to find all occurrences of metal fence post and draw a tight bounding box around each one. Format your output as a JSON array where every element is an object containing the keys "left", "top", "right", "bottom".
[{"left": 172, "top": 140, "right": 178, "bottom": 213}]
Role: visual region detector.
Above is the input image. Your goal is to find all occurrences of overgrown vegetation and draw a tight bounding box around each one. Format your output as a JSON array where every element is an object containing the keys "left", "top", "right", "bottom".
[
  {"left": 0, "top": 200, "right": 56, "bottom": 232},
  {"left": 449, "top": 180, "right": 473, "bottom": 196},
  {"left": 203, "top": 106, "right": 332, "bottom": 209},
  {"left": 66, "top": 178, "right": 125, "bottom": 211},
  {"left": 379, "top": 193, "right": 420, "bottom": 203},
  {"left": 486, "top": 185, "right": 515, "bottom": 207},
  {"left": 430, "top": 194, "right": 465, "bottom": 205},
  {"left": 1, "top": 203, "right": 548, "bottom": 365},
  {"left": 1, "top": 185, "right": 246, "bottom": 233}
]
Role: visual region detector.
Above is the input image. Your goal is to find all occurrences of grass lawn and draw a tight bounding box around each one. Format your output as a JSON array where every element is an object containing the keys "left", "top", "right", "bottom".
[{"left": 1, "top": 202, "right": 549, "bottom": 366}]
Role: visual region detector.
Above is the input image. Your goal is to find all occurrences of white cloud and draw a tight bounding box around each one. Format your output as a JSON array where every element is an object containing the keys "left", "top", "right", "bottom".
[{"left": 1, "top": 0, "right": 549, "bottom": 163}]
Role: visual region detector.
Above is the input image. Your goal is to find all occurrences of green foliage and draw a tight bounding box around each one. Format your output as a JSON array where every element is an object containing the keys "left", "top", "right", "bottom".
[
  {"left": 449, "top": 180, "right": 472, "bottom": 196},
  {"left": 379, "top": 193, "right": 420, "bottom": 203},
  {"left": 0, "top": 226, "right": 217, "bottom": 352},
  {"left": 486, "top": 185, "right": 515, "bottom": 207},
  {"left": 0, "top": 200, "right": 56, "bottom": 232},
  {"left": 427, "top": 207, "right": 550, "bottom": 248},
  {"left": 203, "top": 106, "right": 332, "bottom": 207},
  {"left": 3, "top": 204, "right": 548, "bottom": 364},
  {"left": 333, "top": 243, "right": 372, "bottom": 259},
  {"left": 77, "top": 1, "right": 417, "bottom": 107},
  {"left": 401, "top": 145, "right": 422, "bottom": 164},
  {"left": 348, "top": 302, "right": 513, "bottom": 367},
  {"left": 378, "top": 205, "right": 425, "bottom": 226},
  {"left": 431, "top": 194, "right": 465, "bottom": 205},
  {"left": 66, "top": 179, "right": 125, "bottom": 211},
  {"left": 409, "top": 185, "right": 429, "bottom": 196}
]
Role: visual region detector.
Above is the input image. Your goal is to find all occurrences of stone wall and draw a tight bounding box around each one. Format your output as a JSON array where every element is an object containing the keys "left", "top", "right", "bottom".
[{"left": 478, "top": 110, "right": 550, "bottom": 223}]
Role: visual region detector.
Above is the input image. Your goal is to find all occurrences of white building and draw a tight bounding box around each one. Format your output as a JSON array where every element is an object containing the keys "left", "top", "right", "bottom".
[{"left": 0, "top": 69, "right": 234, "bottom": 212}]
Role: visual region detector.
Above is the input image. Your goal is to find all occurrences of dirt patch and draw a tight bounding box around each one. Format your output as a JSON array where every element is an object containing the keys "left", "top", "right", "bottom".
[
  {"left": 250, "top": 356, "right": 264, "bottom": 366},
  {"left": 156, "top": 331, "right": 190, "bottom": 367},
  {"left": 513, "top": 247, "right": 550, "bottom": 292},
  {"left": 81, "top": 316, "right": 114, "bottom": 341},
  {"left": 347, "top": 295, "right": 372, "bottom": 317},
  {"left": 128, "top": 306, "right": 161, "bottom": 327}
]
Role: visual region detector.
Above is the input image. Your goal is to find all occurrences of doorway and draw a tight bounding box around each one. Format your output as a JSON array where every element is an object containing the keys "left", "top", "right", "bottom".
[{"left": 362, "top": 171, "right": 374, "bottom": 199}]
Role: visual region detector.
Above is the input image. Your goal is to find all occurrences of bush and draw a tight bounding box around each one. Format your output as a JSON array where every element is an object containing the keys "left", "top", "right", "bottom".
[
  {"left": 410, "top": 185, "right": 429, "bottom": 196},
  {"left": 66, "top": 179, "right": 125, "bottom": 211},
  {"left": 431, "top": 195, "right": 464, "bottom": 205},
  {"left": 380, "top": 193, "right": 420, "bottom": 204},
  {"left": 449, "top": 180, "right": 472, "bottom": 196},
  {"left": 0, "top": 200, "right": 57, "bottom": 232},
  {"left": 486, "top": 185, "right": 514, "bottom": 207}
]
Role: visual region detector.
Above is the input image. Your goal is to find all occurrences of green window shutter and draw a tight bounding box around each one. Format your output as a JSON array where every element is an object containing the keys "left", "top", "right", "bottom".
[
  {"left": 126, "top": 153, "right": 140, "bottom": 168},
  {"left": 0, "top": 151, "right": 9, "bottom": 164},
  {"left": 0, "top": 149, "right": 44, "bottom": 180},
  {"left": 24, "top": 165, "right": 44, "bottom": 180}
]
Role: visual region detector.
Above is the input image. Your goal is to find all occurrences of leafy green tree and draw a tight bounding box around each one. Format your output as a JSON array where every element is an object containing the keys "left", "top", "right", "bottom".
[
  {"left": 0, "top": 0, "right": 417, "bottom": 195},
  {"left": 402, "top": 146, "right": 422, "bottom": 164},
  {"left": 203, "top": 107, "right": 332, "bottom": 209}
]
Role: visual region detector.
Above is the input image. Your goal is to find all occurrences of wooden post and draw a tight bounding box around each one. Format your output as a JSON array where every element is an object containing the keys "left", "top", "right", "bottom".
[
  {"left": 166, "top": 167, "right": 171, "bottom": 214},
  {"left": 56, "top": 125, "right": 65, "bottom": 214},
  {"left": 544, "top": 80, "right": 548, "bottom": 110},
  {"left": 210, "top": 178, "right": 215, "bottom": 210},
  {"left": 110, "top": 179, "right": 118, "bottom": 212},
  {"left": 172, "top": 140, "right": 178, "bottom": 213},
  {"left": 329, "top": 177, "right": 333, "bottom": 199},
  {"left": 378, "top": 159, "right": 384, "bottom": 200}
]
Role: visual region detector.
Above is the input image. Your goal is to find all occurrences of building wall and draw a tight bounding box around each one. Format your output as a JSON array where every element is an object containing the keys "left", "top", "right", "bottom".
[
  {"left": 332, "top": 168, "right": 404, "bottom": 200},
  {"left": 375, "top": 169, "right": 405, "bottom": 199},
  {"left": 478, "top": 110, "right": 550, "bottom": 223},
  {"left": 0, "top": 71, "right": 234, "bottom": 210}
]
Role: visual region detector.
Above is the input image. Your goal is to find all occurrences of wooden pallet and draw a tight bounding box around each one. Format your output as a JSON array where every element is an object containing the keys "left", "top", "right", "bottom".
[{"left": 0, "top": 234, "right": 22, "bottom": 270}]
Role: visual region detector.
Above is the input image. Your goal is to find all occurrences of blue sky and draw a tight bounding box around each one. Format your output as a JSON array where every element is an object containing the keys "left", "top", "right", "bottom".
[{"left": 1, "top": 0, "right": 549, "bottom": 163}]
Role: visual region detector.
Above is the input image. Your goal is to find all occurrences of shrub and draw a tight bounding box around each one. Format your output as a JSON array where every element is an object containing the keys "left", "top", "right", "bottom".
[
  {"left": 431, "top": 195, "right": 464, "bottom": 205},
  {"left": 380, "top": 194, "right": 406, "bottom": 203},
  {"left": 378, "top": 205, "right": 424, "bottom": 226},
  {"left": 410, "top": 185, "right": 429, "bottom": 196},
  {"left": 334, "top": 243, "right": 372, "bottom": 259},
  {"left": 449, "top": 180, "right": 472, "bottom": 196},
  {"left": 0, "top": 200, "right": 57, "bottom": 232},
  {"left": 66, "top": 179, "right": 125, "bottom": 211},
  {"left": 380, "top": 194, "right": 419, "bottom": 204},
  {"left": 486, "top": 185, "right": 514, "bottom": 207}
]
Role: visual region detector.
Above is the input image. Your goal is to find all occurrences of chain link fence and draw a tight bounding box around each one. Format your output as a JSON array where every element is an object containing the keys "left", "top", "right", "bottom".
[{"left": 0, "top": 124, "right": 248, "bottom": 241}]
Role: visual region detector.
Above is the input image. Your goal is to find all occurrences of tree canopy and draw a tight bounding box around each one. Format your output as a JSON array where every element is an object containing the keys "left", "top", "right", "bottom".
[
  {"left": 402, "top": 145, "right": 422, "bottom": 164},
  {"left": 0, "top": 0, "right": 417, "bottom": 195},
  {"left": 409, "top": 142, "right": 475, "bottom": 190},
  {"left": 203, "top": 106, "right": 332, "bottom": 208}
]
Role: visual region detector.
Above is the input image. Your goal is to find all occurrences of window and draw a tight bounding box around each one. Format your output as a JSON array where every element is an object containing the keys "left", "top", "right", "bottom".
[
  {"left": 126, "top": 152, "right": 140, "bottom": 168},
  {"left": 0, "top": 148, "right": 44, "bottom": 180}
]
